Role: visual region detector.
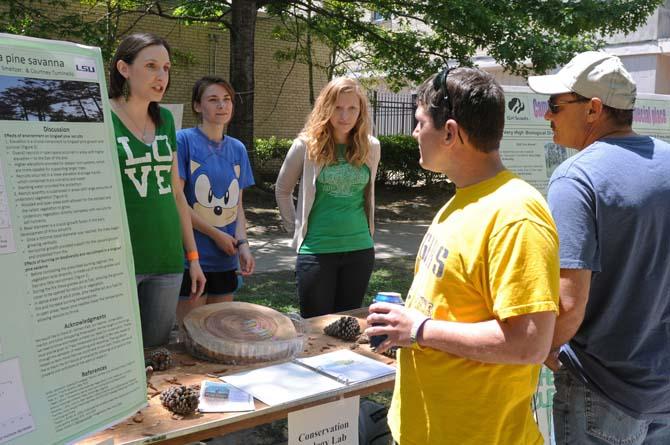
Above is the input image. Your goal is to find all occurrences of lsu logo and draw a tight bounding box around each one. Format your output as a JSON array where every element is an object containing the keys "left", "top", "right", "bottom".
[
  {"left": 75, "top": 65, "right": 95, "bottom": 73},
  {"left": 74, "top": 57, "right": 97, "bottom": 80},
  {"left": 191, "top": 160, "right": 240, "bottom": 228}
]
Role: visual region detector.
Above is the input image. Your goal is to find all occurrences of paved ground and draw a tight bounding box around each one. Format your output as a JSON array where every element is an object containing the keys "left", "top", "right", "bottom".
[{"left": 251, "top": 221, "right": 429, "bottom": 273}]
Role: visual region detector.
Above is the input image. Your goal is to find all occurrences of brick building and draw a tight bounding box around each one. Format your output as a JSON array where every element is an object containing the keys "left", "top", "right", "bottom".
[{"left": 145, "top": 12, "right": 329, "bottom": 136}]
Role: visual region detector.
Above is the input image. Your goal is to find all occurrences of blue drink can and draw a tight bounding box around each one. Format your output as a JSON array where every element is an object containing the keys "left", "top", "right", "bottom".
[{"left": 370, "top": 292, "right": 404, "bottom": 349}]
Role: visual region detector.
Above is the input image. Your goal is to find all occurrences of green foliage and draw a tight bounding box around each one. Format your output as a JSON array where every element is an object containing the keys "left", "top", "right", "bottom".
[
  {"left": 253, "top": 137, "right": 293, "bottom": 182},
  {"left": 172, "top": 1, "right": 230, "bottom": 27},
  {"left": 170, "top": 47, "right": 198, "bottom": 76},
  {"left": 267, "top": 0, "right": 662, "bottom": 89},
  {"left": 3, "top": 0, "right": 662, "bottom": 84},
  {"left": 253, "top": 135, "right": 447, "bottom": 187},
  {"left": 0, "top": 0, "right": 101, "bottom": 47},
  {"left": 377, "top": 135, "right": 446, "bottom": 186},
  {"left": 3, "top": 0, "right": 662, "bottom": 160},
  {"left": 270, "top": 1, "right": 367, "bottom": 82},
  {"left": 0, "top": 1, "right": 202, "bottom": 65},
  {"left": 77, "top": 1, "right": 148, "bottom": 60},
  {"left": 166, "top": 0, "right": 652, "bottom": 95},
  {"left": 254, "top": 136, "right": 293, "bottom": 165}
]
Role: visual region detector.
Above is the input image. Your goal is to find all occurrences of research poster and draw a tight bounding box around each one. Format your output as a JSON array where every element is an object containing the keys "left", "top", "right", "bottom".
[
  {"left": 0, "top": 34, "right": 146, "bottom": 445},
  {"left": 502, "top": 86, "right": 670, "bottom": 195}
]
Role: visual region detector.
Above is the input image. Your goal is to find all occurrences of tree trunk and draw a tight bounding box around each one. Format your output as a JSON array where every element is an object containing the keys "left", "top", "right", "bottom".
[
  {"left": 306, "top": 3, "right": 315, "bottom": 106},
  {"left": 229, "top": 0, "right": 257, "bottom": 173}
]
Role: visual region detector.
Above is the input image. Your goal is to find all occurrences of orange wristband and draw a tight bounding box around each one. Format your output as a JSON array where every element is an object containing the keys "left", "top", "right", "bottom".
[{"left": 185, "top": 251, "right": 199, "bottom": 261}]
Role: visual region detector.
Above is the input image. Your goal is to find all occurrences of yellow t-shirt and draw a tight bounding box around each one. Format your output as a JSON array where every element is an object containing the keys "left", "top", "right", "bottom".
[{"left": 389, "top": 170, "right": 559, "bottom": 445}]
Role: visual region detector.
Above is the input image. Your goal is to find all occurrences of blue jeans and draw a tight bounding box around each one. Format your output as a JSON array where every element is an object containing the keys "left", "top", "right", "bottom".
[
  {"left": 296, "top": 248, "right": 375, "bottom": 318},
  {"left": 553, "top": 368, "right": 670, "bottom": 445},
  {"left": 136, "top": 273, "right": 183, "bottom": 347}
]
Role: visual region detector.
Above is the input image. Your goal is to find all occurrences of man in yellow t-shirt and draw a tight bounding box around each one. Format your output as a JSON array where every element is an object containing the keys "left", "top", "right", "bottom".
[{"left": 366, "top": 67, "right": 560, "bottom": 445}]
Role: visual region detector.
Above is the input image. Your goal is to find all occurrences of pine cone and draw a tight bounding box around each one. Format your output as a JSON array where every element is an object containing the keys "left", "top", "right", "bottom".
[
  {"left": 356, "top": 333, "right": 370, "bottom": 344},
  {"left": 160, "top": 385, "right": 199, "bottom": 415},
  {"left": 323, "top": 316, "right": 361, "bottom": 341},
  {"left": 146, "top": 347, "right": 173, "bottom": 371}
]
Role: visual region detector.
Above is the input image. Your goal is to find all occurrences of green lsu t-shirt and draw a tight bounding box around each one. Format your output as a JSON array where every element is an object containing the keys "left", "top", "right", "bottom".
[
  {"left": 112, "top": 107, "right": 183, "bottom": 274},
  {"left": 300, "top": 145, "right": 373, "bottom": 254}
]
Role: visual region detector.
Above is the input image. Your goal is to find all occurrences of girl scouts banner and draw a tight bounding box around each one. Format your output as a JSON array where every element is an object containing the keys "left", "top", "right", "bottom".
[{"left": 502, "top": 86, "right": 670, "bottom": 196}]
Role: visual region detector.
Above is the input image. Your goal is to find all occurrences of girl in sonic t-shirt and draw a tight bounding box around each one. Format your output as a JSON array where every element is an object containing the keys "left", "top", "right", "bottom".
[
  {"left": 175, "top": 76, "right": 255, "bottom": 325},
  {"left": 109, "top": 33, "right": 205, "bottom": 348}
]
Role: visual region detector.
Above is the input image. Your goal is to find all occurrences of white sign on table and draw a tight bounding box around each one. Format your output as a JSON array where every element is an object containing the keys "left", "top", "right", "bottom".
[{"left": 288, "top": 396, "right": 359, "bottom": 445}]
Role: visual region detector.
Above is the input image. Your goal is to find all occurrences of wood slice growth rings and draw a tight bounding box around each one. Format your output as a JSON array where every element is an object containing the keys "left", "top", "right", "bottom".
[{"left": 182, "top": 302, "right": 304, "bottom": 364}]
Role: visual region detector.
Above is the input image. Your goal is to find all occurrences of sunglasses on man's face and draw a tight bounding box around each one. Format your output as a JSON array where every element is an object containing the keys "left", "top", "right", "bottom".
[{"left": 547, "top": 96, "right": 590, "bottom": 114}]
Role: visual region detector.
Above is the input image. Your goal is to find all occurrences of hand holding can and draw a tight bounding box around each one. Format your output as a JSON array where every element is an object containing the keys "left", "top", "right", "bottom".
[{"left": 369, "top": 292, "right": 403, "bottom": 349}]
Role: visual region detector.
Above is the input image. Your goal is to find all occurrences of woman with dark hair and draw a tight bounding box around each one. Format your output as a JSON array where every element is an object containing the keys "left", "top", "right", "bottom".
[
  {"left": 109, "top": 33, "right": 205, "bottom": 347},
  {"left": 175, "top": 76, "right": 255, "bottom": 324},
  {"left": 275, "top": 77, "right": 380, "bottom": 318}
]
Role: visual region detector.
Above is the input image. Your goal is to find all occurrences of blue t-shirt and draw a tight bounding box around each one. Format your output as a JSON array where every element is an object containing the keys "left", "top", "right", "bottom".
[
  {"left": 177, "top": 127, "right": 254, "bottom": 272},
  {"left": 547, "top": 135, "right": 670, "bottom": 419}
]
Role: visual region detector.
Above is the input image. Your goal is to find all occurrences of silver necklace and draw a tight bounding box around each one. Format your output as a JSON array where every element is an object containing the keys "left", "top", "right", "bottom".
[{"left": 116, "top": 102, "right": 152, "bottom": 144}]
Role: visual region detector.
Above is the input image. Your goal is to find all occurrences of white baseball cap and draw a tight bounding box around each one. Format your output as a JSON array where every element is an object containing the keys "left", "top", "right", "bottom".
[{"left": 528, "top": 51, "right": 636, "bottom": 110}]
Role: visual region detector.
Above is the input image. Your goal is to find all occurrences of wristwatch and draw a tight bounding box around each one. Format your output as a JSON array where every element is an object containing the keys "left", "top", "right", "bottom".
[
  {"left": 410, "top": 316, "right": 431, "bottom": 346},
  {"left": 236, "top": 239, "right": 249, "bottom": 247}
]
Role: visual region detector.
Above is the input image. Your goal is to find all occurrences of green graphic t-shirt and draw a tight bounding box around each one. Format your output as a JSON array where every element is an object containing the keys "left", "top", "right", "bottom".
[
  {"left": 112, "top": 107, "right": 183, "bottom": 274},
  {"left": 300, "top": 145, "right": 373, "bottom": 254}
]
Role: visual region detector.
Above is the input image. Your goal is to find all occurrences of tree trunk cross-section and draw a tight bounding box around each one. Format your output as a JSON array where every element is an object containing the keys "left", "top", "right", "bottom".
[{"left": 182, "top": 302, "right": 304, "bottom": 364}]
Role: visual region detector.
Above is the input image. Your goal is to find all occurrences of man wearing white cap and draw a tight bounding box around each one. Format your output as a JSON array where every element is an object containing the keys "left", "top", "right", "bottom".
[{"left": 528, "top": 51, "right": 670, "bottom": 444}]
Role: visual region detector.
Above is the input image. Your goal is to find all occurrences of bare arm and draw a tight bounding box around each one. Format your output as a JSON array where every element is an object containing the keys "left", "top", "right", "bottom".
[
  {"left": 420, "top": 312, "right": 556, "bottom": 364},
  {"left": 366, "top": 303, "right": 556, "bottom": 365},
  {"left": 188, "top": 205, "right": 237, "bottom": 256},
  {"left": 553, "top": 268, "right": 592, "bottom": 347},
  {"left": 235, "top": 191, "right": 254, "bottom": 276},
  {"left": 543, "top": 268, "right": 591, "bottom": 369},
  {"left": 171, "top": 155, "right": 205, "bottom": 298}
]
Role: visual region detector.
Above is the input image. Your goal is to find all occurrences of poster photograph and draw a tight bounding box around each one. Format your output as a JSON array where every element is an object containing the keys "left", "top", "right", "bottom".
[{"left": 0, "top": 76, "right": 103, "bottom": 123}]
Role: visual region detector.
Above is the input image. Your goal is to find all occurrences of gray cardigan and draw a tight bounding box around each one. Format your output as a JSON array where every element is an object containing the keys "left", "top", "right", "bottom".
[{"left": 275, "top": 136, "right": 381, "bottom": 252}]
